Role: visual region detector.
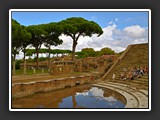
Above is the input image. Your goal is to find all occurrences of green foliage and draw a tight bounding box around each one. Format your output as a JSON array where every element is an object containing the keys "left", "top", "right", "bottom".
[
  {"left": 40, "top": 22, "right": 63, "bottom": 48},
  {"left": 26, "top": 49, "right": 35, "bottom": 57},
  {"left": 12, "top": 19, "right": 32, "bottom": 54},
  {"left": 20, "top": 26, "right": 32, "bottom": 49},
  {"left": 76, "top": 47, "right": 116, "bottom": 59},
  {"left": 107, "top": 58, "right": 113, "bottom": 62},
  {"left": 39, "top": 48, "right": 48, "bottom": 53},
  {"left": 26, "top": 58, "right": 34, "bottom": 62},
  {"left": 12, "top": 19, "right": 32, "bottom": 75},
  {"left": 26, "top": 48, "right": 71, "bottom": 57},
  {"left": 12, "top": 17, "right": 120, "bottom": 69},
  {"left": 76, "top": 48, "right": 96, "bottom": 58},
  {"left": 12, "top": 19, "right": 23, "bottom": 55},
  {"left": 57, "top": 17, "right": 103, "bottom": 37},
  {"left": 57, "top": 17, "right": 103, "bottom": 61},
  {"left": 26, "top": 57, "right": 48, "bottom": 62},
  {"left": 99, "top": 47, "right": 115, "bottom": 55},
  {"left": 15, "top": 69, "right": 48, "bottom": 75},
  {"left": 15, "top": 59, "right": 23, "bottom": 69},
  {"left": 81, "top": 48, "right": 95, "bottom": 53},
  {"left": 26, "top": 23, "right": 64, "bottom": 68},
  {"left": 38, "top": 57, "right": 47, "bottom": 62},
  {"left": 26, "top": 25, "right": 49, "bottom": 68},
  {"left": 12, "top": 17, "right": 104, "bottom": 62},
  {"left": 27, "top": 25, "right": 48, "bottom": 48}
]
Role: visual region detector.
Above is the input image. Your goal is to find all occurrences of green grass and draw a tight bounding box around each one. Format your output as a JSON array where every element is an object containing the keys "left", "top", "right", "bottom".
[{"left": 14, "top": 69, "right": 48, "bottom": 75}]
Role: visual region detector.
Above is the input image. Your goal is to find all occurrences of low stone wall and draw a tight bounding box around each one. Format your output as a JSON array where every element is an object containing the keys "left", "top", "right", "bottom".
[{"left": 12, "top": 75, "right": 95, "bottom": 98}]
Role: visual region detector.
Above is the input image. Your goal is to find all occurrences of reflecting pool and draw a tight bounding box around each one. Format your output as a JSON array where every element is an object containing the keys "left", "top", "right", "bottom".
[{"left": 12, "top": 84, "right": 126, "bottom": 109}]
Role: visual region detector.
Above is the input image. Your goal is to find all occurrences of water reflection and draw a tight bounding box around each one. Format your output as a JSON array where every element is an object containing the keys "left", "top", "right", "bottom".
[{"left": 12, "top": 84, "right": 126, "bottom": 109}]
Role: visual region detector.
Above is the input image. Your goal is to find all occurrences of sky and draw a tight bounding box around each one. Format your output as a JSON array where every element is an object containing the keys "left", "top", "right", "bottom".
[{"left": 11, "top": 10, "right": 149, "bottom": 59}]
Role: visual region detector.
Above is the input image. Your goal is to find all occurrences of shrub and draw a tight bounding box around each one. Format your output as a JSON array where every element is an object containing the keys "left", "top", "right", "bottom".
[{"left": 107, "top": 58, "right": 113, "bottom": 62}]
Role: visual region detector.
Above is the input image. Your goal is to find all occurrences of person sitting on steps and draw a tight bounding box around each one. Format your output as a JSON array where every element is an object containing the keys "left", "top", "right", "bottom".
[
  {"left": 127, "top": 71, "right": 134, "bottom": 80},
  {"left": 120, "top": 72, "right": 127, "bottom": 81},
  {"left": 112, "top": 73, "right": 116, "bottom": 82}
]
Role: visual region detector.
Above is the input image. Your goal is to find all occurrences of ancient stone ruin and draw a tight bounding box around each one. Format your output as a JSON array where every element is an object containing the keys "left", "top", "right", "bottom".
[{"left": 50, "top": 61, "right": 75, "bottom": 75}]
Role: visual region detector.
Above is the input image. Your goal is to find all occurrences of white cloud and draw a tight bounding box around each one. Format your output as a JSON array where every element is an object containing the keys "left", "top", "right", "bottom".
[
  {"left": 108, "top": 18, "right": 118, "bottom": 25},
  {"left": 108, "top": 21, "right": 113, "bottom": 25},
  {"left": 76, "top": 92, "right": 89, "bottom": 96},
  {"left": 103, "top": 96, "right": 117, "bottom": 102},
  {"left": 124, "top": 25, "right": 147, "bottom": 38},
  {"left": 115, "top": 18, "right": 118, "bottom": 22},
  {"left": 90, "top": 87, "right": 117, "bottom": 102},
  {"left": 54, "top": 34, "right": 73, "bottom": 50},
  {"left": 16, "top": 51, "right": 24, "bottom": 59},
  {"left": 90, "top": 87, "right": 104, "bottom": 97}
]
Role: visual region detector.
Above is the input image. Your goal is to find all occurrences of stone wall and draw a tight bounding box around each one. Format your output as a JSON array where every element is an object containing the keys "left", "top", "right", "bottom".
[
  {"left": 12, "top": 75, "right": 95, "bottom": 98},
  {"left": 74, "top": 61, "right": 82, "bottom": 72},
  {"left": 50, "top": 61, "right": 75, "bottom": 75},
  {"left": 79, "top": 55, "right": 118, "bottom": 73},
  {"left": 20, "top": 55, "right": 118, "bottom": 74},
  {"left": 81, "top": 57, "right": 97, "bottom": 72},
  {"left": 96, "top": 55, "right": 118, "bottom": 73}
]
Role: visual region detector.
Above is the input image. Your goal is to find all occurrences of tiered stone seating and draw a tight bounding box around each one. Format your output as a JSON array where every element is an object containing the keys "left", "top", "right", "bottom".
[{"left": 93, "top": 43, "right": 149, "bottom": 108}]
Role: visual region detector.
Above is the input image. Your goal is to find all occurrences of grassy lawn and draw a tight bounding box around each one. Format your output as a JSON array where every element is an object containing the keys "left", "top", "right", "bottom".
[{"left": 14, "top": 69, "right": 49, "bottom": 75}]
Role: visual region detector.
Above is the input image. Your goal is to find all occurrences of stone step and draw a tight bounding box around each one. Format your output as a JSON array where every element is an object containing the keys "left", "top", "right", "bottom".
[
  {"left": 102, "top": 82, "right": 148, "bottom": 96},
  {"left": 107, "top": 75, "right": 148, "bottom": 80},
  {"left": 92, "top": 84, "right": 139, "bottom": 108},
  {"left": 106, "top": 77, "right": 148, "bottom": 83},
  {"left": 93, "top": 82, "right": 148, "bottom": 108},
  {"left": 104, "top": 80, "right": 148, "bottom": 90}
]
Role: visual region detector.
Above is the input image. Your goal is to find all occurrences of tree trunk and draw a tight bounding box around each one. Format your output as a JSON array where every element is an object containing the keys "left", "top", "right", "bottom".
[
  {"left": 36, "top": 47, "right": 39, "bottom": 69},
  {"left": 23, "top": 49, "right": 26, "bottom": 75},
  {"left": 12, "top": 54, "right": 16, "bottom": 76},
  {"left": 48, "top": 46, "right": 51, "bottom": 69},
  {"left": 72, "top": 40, "right": 77, "bottom": 61},
  {"left": 72, "top": 95, "right": 77, "bottom": 108}
]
